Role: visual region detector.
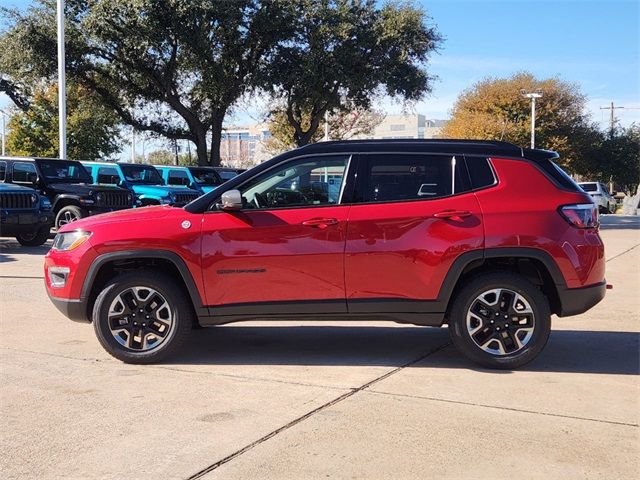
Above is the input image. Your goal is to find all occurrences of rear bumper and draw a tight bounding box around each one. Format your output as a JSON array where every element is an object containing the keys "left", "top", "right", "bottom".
[
  {"left": 47, "top": 292, "right": 90, "bottom": 323},
  {"left": 557, "top": 280, "right": 606, "bottom": 317}
]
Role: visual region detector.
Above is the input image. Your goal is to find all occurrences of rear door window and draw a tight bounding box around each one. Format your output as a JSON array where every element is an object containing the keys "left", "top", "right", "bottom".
[
  {"left": 354, "top": 154, "right": 471, "bottom": 203},
  {"left": 168, "top": 170, "right": 191, "bottom": 186},
  {"left": 0, "top": 161, "right": 6, "bottom": 181},
  {"left": 97, "top": 166, "right": 121, "bottom": 185}
]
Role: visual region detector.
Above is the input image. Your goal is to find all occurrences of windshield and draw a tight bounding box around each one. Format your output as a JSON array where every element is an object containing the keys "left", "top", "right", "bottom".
[
  {"left": 120, "top": 165, "right": 164, "bottom": 184},
  {"left": 36, "top": 160, "right": 92, "bottom": 183},
  {"left": 579, "top": 183, "right": 598, "bottom": 192},
  {"left": 189, "top": 167, "right": 223, "bottom": 185}
]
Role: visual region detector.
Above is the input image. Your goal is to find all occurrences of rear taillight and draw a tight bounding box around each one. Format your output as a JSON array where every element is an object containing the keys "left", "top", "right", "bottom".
[{"left": 559, "top": 204, "right": 598, "bottom": 228}]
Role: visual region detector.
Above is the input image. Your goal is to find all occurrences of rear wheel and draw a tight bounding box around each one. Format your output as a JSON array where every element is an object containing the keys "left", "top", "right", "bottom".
[
  {"left": 448, "top": 272, "right": 551, "bottom": 369},
  {"left": 55, "top": 205, "right": 86, "bottom": 229},
  {"left": 16, "top": 226, "right": 50, "bottom": 246},
  {"left": 92, "top": 270, "right": 193, "bottom": 364}
]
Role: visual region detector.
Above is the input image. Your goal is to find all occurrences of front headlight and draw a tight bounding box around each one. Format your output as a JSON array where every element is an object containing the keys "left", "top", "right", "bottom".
[
  {"left": 96, "top": 193, "right": 104, "bottom": 204},
  {"left": 52, "top": 230, "right": 92, "bottom": 251},
  {"left": 162, "top": 195, "right": 174, "bottom": 204},
  {"left": 30, "top": 193, "right": 38, "bottom": 204},
  {"left": 40, "top": 197, "right": 52, "bottom": 210},
  {"left": 127, "top": 193, "right": 133, "bottom": 203}
]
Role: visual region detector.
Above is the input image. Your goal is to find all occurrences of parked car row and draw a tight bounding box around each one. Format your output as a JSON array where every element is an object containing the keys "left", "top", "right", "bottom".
[{"left": 0, "top": 156, "right": 242, "bottom": 246}]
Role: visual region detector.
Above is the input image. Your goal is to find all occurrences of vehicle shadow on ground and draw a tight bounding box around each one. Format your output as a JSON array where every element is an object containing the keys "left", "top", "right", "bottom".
[
  {"left": 170, "top": 326, "right": 639, "bottom": 375},
  {"left": 0, "top": 239, "right": 52, "bottom": 261}
]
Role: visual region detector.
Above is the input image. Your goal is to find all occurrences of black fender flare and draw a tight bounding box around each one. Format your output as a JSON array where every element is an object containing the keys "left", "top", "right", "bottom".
[
  {"left": 436, "top": 247, "right": 567, "bottom": 310},
  {"left": 82, "top": 249, "right": 207, "bottom": 318},
  {"left": 52, "top": 194, "right": 83, "bottom": 212}
]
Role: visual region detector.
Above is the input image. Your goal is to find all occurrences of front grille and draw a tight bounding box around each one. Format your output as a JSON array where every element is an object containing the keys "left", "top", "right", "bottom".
[
  {"left": 98, "top": 191, "right": 131, "bottom": 208},
  {"left": 174, "top": 192, "right": 199, "bottom": 204},
  {"left": 0, "top": 192, "right": 36, "bottom": 209}
]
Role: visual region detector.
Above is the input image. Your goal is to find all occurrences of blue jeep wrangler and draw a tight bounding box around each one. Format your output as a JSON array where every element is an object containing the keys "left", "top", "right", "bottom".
[
  {"left": 0, "top": 179, "right": 53, "bottom": 246},
  {"left": 155, "top": 165, "right": 223, "bottom": 195},
  {"left": 82, "top": 162, "right": 201, "bottom": 206}
]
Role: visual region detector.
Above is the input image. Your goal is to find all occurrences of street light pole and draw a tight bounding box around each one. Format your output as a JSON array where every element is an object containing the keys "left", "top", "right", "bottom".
[
  {"left": 0, "top": 110, "right": 6, "bottom": 156},
  {"left": 521, "top": 90, "right": 542, "bottom": 149},
  {"left": 57, "top": 0, "right": 67, "bottom": 159}
]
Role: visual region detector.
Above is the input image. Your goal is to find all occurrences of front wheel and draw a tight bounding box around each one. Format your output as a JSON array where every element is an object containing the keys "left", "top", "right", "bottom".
[
  {"left": 92, "top": 270, "right": 193, "bottom": 364},
  {"left": 448, "top": 273, "right": 551, "bottom": 369},
  {"left": 16, "top": 226, "right": 50, "bottom": 246},
  {"left": 55, "top": 205, "right": 86, "bottom": 229}
]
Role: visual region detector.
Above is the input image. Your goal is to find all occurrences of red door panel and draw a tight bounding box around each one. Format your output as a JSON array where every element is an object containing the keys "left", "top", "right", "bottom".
[
  {"left": 345, "top": 194, "right": 483, "bottom": 306},
  {"left": 201, "top": 206, "right": 349, "bottom": 310}
]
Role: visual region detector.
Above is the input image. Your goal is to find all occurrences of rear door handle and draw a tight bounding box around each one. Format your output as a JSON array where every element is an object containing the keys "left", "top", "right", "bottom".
[
  {"left": 301, "top": 217, "right": 339, "bottom": 229},
  {"left": 433, "top": 210, "right": 472, "bottom": 219}
]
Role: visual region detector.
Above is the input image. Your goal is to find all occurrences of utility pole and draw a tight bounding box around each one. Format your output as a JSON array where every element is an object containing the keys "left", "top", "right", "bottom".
[
  {"left": 521, "top": 90, "right": 543, "bottom": 149},
  {"left": 57, "top": 0, "right": 67, "bottom": 159},
  {"left": 599, "top": 103, "right": 640, "bottom": 138},
  {"left": 131, "top": 128, "right": 136, "bottom": 162},
  {"left": 0, "top": 109, "right": 6, "bottom": 156}
]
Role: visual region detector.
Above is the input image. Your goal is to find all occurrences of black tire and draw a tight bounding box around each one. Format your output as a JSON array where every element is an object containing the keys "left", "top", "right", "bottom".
[
  {"left": 448, "top": 272, "right": 551, "bottom": 370},
  {"left": 55, "top": 205, "right": 86, "bottom": 229},
  {"left": 92, "top": 269, "right": 193, "bottom": 364},
  {"left": 16, "top": 226, "right": 50, "bottom": 246}
]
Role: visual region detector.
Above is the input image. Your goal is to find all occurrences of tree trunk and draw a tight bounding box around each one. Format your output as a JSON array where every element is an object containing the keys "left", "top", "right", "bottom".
[
  {"left": 293, "top": 107, "right": 324, "bottom": 147},
  {"left": 194, "top": 127, "right": 209, "bottom": 166},
  {"left": 209, "top": 114, "right": 224, "bottom": 166}
]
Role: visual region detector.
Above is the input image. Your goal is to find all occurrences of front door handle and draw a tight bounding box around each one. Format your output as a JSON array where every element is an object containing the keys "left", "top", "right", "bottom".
[
  {"left": 433, "top": 210, "right": 472, "bottom": 219},
  {"left": 301, "top": 217, "right": 339, "bottom": 229}
]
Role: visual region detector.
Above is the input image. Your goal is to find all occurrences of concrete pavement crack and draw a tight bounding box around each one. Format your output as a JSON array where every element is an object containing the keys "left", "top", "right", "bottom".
[
  {"left": 606, "top": 243, "right": 640, "bottom": 263},
  {"left": 184, "top": 341, "right": 452, "bottom": 480},
  {"left": 366, "top": 390, "right": 639, "bottom": 428}
]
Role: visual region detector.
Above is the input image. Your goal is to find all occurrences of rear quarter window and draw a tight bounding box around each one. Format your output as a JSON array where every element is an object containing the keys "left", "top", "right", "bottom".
[{"left": 464, "top": 157, "right": 496, "bottom": 189}]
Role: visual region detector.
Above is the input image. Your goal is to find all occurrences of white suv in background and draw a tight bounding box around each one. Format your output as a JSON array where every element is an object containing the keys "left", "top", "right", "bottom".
[{"left": 578, "top": 182, "right": 616, "bottom": 214}]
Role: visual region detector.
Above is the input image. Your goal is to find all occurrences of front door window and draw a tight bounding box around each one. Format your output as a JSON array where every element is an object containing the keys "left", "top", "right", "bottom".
[{"left": 238, "top": 155, "right": 349, "bottom": 210}]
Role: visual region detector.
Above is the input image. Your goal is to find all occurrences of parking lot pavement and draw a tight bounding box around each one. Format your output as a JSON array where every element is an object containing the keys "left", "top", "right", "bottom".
[{"left": 1, "top": 219, "right": 638, "bottom": 480}]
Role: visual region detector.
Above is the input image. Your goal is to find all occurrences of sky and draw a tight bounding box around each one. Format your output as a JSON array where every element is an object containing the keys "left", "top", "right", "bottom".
[{"left": 1, "top": 0, "right": 639, "bottom": 155}]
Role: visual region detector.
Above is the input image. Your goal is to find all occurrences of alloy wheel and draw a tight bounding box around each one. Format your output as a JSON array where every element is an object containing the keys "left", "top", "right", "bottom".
[
  {"left": 466, "top": 288, "right": 535, "bottom": 356},
  {"left": 107, "top": 286, "right": 175, "bottom": 351},
  {"left": 57, "top": 210, "right": 79, "bottom": 228}
]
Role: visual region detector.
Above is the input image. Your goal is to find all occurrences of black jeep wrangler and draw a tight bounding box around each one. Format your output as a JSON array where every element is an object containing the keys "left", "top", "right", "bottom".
[
  {"left": 0, "top": 176, "right": 53, "bottom": 246},
  {"left": 0, "top": 157, "right": 135, "bottom": 229}
]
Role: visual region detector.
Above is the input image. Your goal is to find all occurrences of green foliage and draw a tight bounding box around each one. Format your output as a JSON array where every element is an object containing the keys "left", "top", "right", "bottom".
[
  {"left": 147, "top": 149, "right": 197, "bottom": 166},
  {"left": 1, "top": 0, "right": 295, "bottom": 165},
  {"left": 266, "top": 104, "right": 384, "bottom": 153},
  {"left": 5, "top": 83, "right": 121, "bottom": 160},
  {"left": 263, "top": 0, "right": 441, "bottom": 146},
  {"left": 441, "top": 72, "right": 603, "bottom": 173},
  {"left": 441, "top": 73, "right": 640, "bottom": 193},
  {"left": 591, "top": 125, "right": 640, "bottom": 194}
]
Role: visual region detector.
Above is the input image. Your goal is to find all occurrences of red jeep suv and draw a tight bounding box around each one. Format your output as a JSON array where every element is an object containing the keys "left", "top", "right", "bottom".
[{"left": 44, "top": 140, "right": 606, "bottom": 369}]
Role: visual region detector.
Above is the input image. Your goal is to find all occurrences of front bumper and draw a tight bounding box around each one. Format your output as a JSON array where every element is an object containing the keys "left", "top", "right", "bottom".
[
  {"left": 557, "top": 280, "right": 606, "bottom": 317},
  {"left": 1, "top": 211, "right": 53, "bottom": 235},
  {"left": 47, "top": 291, "right": 90, "bottom": 323}
]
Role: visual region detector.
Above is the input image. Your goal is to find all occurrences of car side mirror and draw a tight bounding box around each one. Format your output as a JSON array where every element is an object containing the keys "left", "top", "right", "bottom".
[{"left": 219, "top": 189, "right": 243, "bottom": 211}]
